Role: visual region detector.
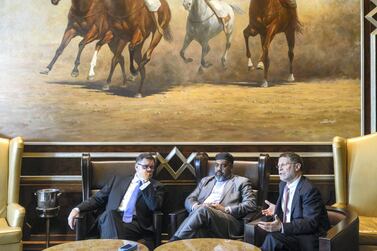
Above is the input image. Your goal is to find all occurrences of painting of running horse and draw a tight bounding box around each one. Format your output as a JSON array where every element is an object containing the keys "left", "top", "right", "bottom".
[
  {"left": 40, "top": 0, "right": 118, "bottom": 79},
  {"left": 243, "top": 0, "right": 301, "bottom": 87},
  {"left": 99, "top": 0, "right": 172, "bottom": 97},
  {"left": 180, "top": 0, "right": 242, "bottom": 72},
  {"left": 41, "top": 0, "right": 171, "bottom": 98}
]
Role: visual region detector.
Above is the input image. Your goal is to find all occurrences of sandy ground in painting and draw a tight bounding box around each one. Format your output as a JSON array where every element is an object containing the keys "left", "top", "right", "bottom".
[
  {"left": 0, "top": 0, "right": 361, "bottom": 142},
  {"left": 0, "top": 55, "right": 360, "bottom": 142}
]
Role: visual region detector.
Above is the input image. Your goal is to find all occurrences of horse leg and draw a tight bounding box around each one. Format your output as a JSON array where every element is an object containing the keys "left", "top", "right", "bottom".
[
  {"left": 132, "top": 43, "right": 146, "bottom": 98},
  {"left": 257, "top": 34, "right": 266, "bottom": 70},
  {"left": 221, "top": 29, "right": 232, "bottom": 68},
  {"left": 71, "top": 25, "right": 99, "bottom": 77},
  {"left": 198, "top": 41, "right": 212, "bottom": 73},
  {"left": 285, "top": 29, "right": 295, "bottom": 82},
  {"left": 260, "top": 28, "right": 277, "bottom": 87},
  {"left": 108, "top": 37, "right": 128, "bottom": 86},
  {"left": 127, "top": 45, "right": 137, "bottom": 82},
  {"left": 40, "top": 27, "right": 77, "bottom": 74},
  {"left": 137, "top": 31, "right": 163, "bottom": 71},
  {"left": 129, "top": 28, "right": 144, "bottom": 77},
  {"left": 88, "top": 30, "right": 113, "bottom": 80},
  {"left": 104, "top": 39, "right": 127, "bottom": 91},
  {"left": 243, "top": 25, "right": 254, "bottom": 71},
  {"left": 180, "top": 33, "right": 194, "bottom": 63}
]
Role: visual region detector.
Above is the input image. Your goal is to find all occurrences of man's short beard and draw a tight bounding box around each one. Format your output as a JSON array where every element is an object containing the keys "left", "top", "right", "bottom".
[{"left": 215, "top": 172, "right": 229, "bottom": 182}]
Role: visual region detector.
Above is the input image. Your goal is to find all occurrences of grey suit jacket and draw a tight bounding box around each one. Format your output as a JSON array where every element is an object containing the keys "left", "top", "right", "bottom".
[{"left": 185, "top": 175, "right": 257, "bottom": 219}]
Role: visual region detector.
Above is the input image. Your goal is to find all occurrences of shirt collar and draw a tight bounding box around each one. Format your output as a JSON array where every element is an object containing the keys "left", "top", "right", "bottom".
[
  {"left": 287, "top": 175, "right": 302, "bottom": 190},
  {"left": 132, "top": 174, "right": 141, "bottom": 183}
]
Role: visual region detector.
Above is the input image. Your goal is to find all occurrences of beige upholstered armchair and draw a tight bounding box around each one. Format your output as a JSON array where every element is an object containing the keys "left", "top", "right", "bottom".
[
  {"left": 333, "top": 133, "right": 377, "bottom": 251},
  {"left": 0, "top": 137, "right": 25, "bottom": 251}
]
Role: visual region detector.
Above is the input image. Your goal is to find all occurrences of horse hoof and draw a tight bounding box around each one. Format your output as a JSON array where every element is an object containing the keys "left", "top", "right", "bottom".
[
  {"left": 248, "top": 66, "right": 255, "bottom": 71},
  {"left": 202, "top": 62, "right": 212, "bottom": 68},
  {"left": 102, "top": 84, "right": 110, "bottom": 91},
  {"left": 287, "top": 74, "right": 295, "bottom": 82},
  {"left": 127, "top": 75, "right": 136, "bottom": 82},
  {"left": 260, "top": 81, "right": 268, "bottom": 88},
  {"left": 257, "top": 62, "right": 264, "bottom": 70},
  {"left": 40, "top": 68, "right": 50, "bottom": 75},
  {"left": 221, "top": 58, "right": 227, "bottom": 68},
  {"left": 134, "top": 93, "right": 143, "bottom": 98},
  {"left": 198, "top": 67, "right": 204, "bottom": 74},
  {"left": 71, "top": 70, "right": 79, "bottom": 78},
  {"left": 87, "top": 75, "right": 95, "bottom": 81},
  {"left": 184, "top": 58, "right": 193, "bottom": 63}
]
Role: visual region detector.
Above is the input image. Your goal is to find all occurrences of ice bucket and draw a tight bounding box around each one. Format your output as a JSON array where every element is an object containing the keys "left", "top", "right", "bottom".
[{"left": 35, "top": 189, "right": 61, "bottom": 209}]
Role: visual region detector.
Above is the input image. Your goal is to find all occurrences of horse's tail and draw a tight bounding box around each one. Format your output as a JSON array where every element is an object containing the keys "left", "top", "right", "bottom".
[
  {"left": 163, "top": 24, "right": 173, "bottom": 42},
  {"left": 230, "top": 4, "right": 244, "bottom": 15}
]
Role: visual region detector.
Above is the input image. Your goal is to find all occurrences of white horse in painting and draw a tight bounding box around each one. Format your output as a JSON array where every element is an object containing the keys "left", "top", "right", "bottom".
[{"left": 181, "top": 0, "right": 242, "bottom": 72}]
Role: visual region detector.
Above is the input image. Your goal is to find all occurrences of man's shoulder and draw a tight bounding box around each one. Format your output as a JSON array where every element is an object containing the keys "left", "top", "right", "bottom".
[
  {"left": 299, "top": 176, "right": 320, "bottom": 194},
  {"left": 202, "top": 175, "right": 216, "bottom": 181},
  {"left": 150, "top": 178, "right": 163, "bottom": 186},
  {"left": 231, "top": 175, "right": 250, "bottom": 183}
]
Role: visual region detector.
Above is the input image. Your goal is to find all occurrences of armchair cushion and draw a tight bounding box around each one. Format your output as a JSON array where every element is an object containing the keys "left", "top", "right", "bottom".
[
  {"left": 359, "top": 216, "right": 377, "bottom": 245},
  {"left": 0, "top": 218, "right": 22, "bottom": 244}
]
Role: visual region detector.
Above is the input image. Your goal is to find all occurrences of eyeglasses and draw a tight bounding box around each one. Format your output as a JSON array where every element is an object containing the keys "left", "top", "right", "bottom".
[
  {"left": 137, "top": 163, "right": 155, "bottom": 170},
  {"left": 275, "top": 162, "right": 295, "bottom": 169}
]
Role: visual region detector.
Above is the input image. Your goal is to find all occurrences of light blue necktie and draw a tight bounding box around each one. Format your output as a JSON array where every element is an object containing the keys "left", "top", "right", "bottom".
[{"left": 122, "top": 180, "right": 141, "bottom": 223}]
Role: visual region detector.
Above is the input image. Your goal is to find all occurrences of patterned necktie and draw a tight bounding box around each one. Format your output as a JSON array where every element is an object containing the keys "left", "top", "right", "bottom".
[
  {"left": 122, "top": 180, "right": 141, "bottom": 223},
  {"left": 283, "top": 186, "right": 290, "bottom": 223}
]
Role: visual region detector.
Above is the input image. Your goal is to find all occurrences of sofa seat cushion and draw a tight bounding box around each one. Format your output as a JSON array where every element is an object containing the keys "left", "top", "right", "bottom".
[
  {"left": 0, "top": 218, "right": 21, "bottom": 244},
  {"left": 359, "top": 216, "right": 377, "bottom": 245}
]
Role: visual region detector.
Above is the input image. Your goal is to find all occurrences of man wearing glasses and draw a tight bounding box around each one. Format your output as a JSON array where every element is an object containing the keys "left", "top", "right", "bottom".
[
  {"left": 170, "top": 152, "right": 257, "bottom": 240},
  {"left": 257, "top": 152, "right": 330, "bottom": 251},
  {"left": 67, "top": 153, "right": 164, "bottom": 250}
]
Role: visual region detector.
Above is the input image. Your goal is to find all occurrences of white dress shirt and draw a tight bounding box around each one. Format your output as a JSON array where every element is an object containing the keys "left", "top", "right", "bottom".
[
  {"left": 203, "top": 180, "right": 228, "bottom": 204},
  {"left": 281, "top": 175, "right": 302, "bottom": 223},
  {"left": 118, "top": 174, "right": 151, "bottom": 212}
]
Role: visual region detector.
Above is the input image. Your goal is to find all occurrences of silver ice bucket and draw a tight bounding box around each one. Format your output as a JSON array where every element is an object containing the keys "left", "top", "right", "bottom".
[{"left": 35, "top": 189, "right": 61, "bottom": 209}]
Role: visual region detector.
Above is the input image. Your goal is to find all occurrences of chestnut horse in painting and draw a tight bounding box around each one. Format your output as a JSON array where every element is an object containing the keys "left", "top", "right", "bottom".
[
  {"left": 41, "top": 0, "right": 128, "bottom": 83},
  {"left": 243, "top": 0, "right": 301, "bottom": 87},
  {"left": 96, "top": 0, "right": 172, "bottom": 97}
]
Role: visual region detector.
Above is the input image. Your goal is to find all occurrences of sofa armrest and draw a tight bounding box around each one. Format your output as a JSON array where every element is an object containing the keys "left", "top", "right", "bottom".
[
  {"left": 74, "top": 210, "right": 101, "bottom": 241},
  {"left": 244, "top": 217, "right": 268, "bottom": 246},
  {"left": 7, "top": 203, "right": 25, "bottom": 227},
  {"left": 319, "top": 206, "right": 359, "bottom": 251},
  {"left": 169, "top": 208, "right": 188, "bottom": 237},
  {"left": 242, "top": 210, "right": 263, "bottom": 224},
  {"left": 75, "top": 213, "right": 86, "bottom": 241},
  {"left": 153, "top": 211, "right": 163, "bottom": 246}
]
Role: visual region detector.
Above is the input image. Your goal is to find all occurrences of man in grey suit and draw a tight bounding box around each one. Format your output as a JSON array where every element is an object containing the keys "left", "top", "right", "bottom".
[{"left": 171, "top": 152, "right": 257, "bottom": 240}]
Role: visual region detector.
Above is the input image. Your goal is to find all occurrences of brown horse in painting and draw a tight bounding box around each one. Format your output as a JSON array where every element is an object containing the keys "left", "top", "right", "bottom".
[
  {"left": 243, "top": 0, "right": 302, "bottom": 87},
  {"left": 96, "top": 0, "right": 172, "bottom": 97},
  {"left": 41, "top": 0, "right": 128, "bottom": 83}
]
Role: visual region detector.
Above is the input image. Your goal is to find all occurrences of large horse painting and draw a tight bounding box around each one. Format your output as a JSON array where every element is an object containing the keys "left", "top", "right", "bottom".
[{"left": 0, "top": 0, "right": 361, "bottom": 142}]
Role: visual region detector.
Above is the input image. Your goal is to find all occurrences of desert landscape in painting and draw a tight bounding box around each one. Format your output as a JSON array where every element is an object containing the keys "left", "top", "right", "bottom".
[{"left": 0, "top": 0, "right": 360, "bottom": 141}]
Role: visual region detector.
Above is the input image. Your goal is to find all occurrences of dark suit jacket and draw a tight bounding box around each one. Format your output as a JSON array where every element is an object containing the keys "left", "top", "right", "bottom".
[
  {"left": 275, "top": 176, "right": 330, "bottom": 236},
  {"left": 77, "top": 175, "right": 165, "bottom": 232}
]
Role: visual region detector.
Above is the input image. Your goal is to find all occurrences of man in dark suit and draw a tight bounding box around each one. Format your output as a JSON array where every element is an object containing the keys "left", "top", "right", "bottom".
[
  {"left": 171, "top": 152, "right": 257, "bottom": 240},
  {"left": 258, "top": 152, "right": 330, "bottom": 251},
  {"left": 67, "top": 153, "right": 164, "bottom": 250}
]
